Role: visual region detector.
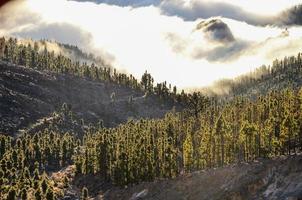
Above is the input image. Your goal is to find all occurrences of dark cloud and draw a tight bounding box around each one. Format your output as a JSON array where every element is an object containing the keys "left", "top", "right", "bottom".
[
  {"left": 196, "top": 19, "right": 235, "bottom": 43},
  {"left": 159, "top": 0, "right": 275, "bottom": 26},
  {"left": 71, "top": 0, "right": 160, "bottom": 7}
]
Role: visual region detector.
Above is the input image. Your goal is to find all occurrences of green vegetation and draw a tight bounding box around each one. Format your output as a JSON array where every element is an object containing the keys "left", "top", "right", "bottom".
[
  {"left": 1, "top": 36, "right": 302, "bottom": 198},
  {"left": 1, "top": 87, "right": 302, "bottom": 199},
  {"left": 0, "top": 130, "right": 75, "bottom": 199},
  {"left": 208, "top": 54, "right": 302, "bottom": 98},
  {"left": 0, "top": 37, "right": 186, "bottom": 104},
  {"left": 73, "top": 88, "right": 302, "bottom": 185}
]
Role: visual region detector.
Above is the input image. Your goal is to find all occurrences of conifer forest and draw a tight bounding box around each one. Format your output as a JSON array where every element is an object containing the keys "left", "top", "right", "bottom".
[{"left": 1, "top": 1, "right": 302, "bottom": 199}]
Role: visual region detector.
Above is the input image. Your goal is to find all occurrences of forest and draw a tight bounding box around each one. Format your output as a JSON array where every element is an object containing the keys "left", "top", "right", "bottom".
[{"left": 1, "top": 37, "right": 302, "bottom": 199}]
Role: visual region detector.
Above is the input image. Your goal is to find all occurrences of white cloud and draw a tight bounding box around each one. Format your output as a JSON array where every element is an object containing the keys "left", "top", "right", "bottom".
[
  {"left": 1, "top": 0, "right": 302, "bottom": 89},
  {"left": 190, "top": 0, "right": 300, "bottom": 15},
  {"left": 159, "top": 0, "right": 302, "bottom": 25}
]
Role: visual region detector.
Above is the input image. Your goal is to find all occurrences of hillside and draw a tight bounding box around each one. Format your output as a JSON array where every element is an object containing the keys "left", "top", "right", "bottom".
[
  {"left": 68, "top": 154, "right": 302, "bottom": 200},
  {"left": 0, "top": 60, "right": 179, "bottom": 135},
  {"left": 1, "top": 37, "right": 302, "bottom": 200},
  {"left": 2, "top": 0, "right": 302, "bottom": 199},
  {"left": 202, "top": 54, "right": 302, "bottom": 99}
]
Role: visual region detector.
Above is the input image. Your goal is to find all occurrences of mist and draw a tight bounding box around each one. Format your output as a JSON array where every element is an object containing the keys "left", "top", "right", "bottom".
[
  {"left": 1, "top": 0, "right": 302, "bottom": 89},
  {"left": 159, "top": 0, "right": 302, "bottom": 26}
]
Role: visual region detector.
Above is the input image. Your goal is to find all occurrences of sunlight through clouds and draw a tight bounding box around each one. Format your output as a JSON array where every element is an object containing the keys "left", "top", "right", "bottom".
[{"left": 1, "top": 0, "right": 302, "bottom": 89}]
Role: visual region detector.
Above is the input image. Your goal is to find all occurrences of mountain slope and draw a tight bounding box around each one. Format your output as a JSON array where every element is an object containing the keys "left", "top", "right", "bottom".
[
  {"left": 202, "top": 53, "right": 302, "bottom": 99},
  {"left": 0, "top": 60, "right": 179, "bottom": 135},
  {"left": 70, "top": 155, "right": 302, "bottom": 200}
]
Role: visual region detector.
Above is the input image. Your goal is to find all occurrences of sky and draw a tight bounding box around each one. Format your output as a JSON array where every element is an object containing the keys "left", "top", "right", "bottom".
[{"left": 1, "top": 0, "right": 302, "bottom": 89}]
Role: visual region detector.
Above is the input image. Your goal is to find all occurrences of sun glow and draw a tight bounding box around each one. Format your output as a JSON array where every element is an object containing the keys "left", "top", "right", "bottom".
[{"left": 2, "top": 0, "right": 302, "bottom": 89}]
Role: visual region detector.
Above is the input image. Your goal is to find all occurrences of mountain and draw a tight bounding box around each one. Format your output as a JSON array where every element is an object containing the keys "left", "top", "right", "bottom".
[
  {"left": 0, "top": 60, "right": 179, "bottom": 135},
  {"left": 1, "top": 37, "right": 302, "bottom": 200},
  {"left": 202, "top": 53, "right": 302, "bottom": 99},
  {"left": 17, "top": 39, "right": 110, "bottom": 68}
]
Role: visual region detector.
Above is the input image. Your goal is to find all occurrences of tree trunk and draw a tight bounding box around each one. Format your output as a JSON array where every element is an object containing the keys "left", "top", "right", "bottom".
[{"left": 221, "top": 134, "right": 224, "bottom": 167}]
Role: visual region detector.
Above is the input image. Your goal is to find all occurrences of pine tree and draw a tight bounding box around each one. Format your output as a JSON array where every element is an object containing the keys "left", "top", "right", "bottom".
[
  {"left": 7, "top": 187, "right": 16, "bottom": 200},
  {"left": 187, "top": 92, "right": 209, "bottom": 118},
  {"left": 183, "top": 133, "right": 193, "bottom": 171},
  {"left": 63, "top": 175, "right": 69, "bottom": 188},
  {"left": 20, "top": 188, "right": 27, "bottom": 200},
  {"left": 46, "top": 188, "right": 55, "bottom": 200},
  {"left": 34, "top": 189, "right": 42, "bottom": 200},
  {"left": 215, "top": 115, "right": 227, "bottom": 166},
  {"left": 41, "top": 177, "right": 48, "bottom": 194},
  {"left": 33, "top": 168, "right": 40, "bottom": 181},
  {"left": 81, "top": 187, "right": 89, "bottom": 200},
  {"left": 141, "top": 70, "right": 153, "bottom": 94}
]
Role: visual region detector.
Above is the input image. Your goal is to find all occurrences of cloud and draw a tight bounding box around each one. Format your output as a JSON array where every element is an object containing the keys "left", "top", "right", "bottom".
[
  {"left": 13, "top": 22, "right": 116, "bottom": 65},
  {"left": 164, "top": 16, "right": 302, "bottom": 66},
  {"left": 166, "top": 18, "right": 250, "bottom": 62},
  {"left": 0, "top": 0, "right": 115, "bottom": 65},
  {"left": 159, "top": 0, "right": 302, "bottom": 26},
  {"left": 0, "top": 1, "right": 40, "bottom": 35},
  {"left": 159, "top": 0, "right": 271, "bottom": 25},
  {"left": 68, "top": 0, "right": 302, "bottom": 27},
  {"left": 0, "top": 1, "right": 91, "bottom": 47},
  {"left": 15, "top": 23, "right": 92, "bottom": 47},
  {"left": 72, "top": 0, "right": 160, "bottom": 7},
  {"left": 192, "top": 41, "right": 250, "bottom": 62},
  {"left": 1, "top": 0, "right": 302, "bottom": 89}
]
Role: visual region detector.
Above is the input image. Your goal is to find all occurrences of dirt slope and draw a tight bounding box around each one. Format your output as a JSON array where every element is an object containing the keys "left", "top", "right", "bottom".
[
  {"left": 67, "top": 154, "right": 302, "bottom": 200},
  {"left": 0, "top": 61, "right": 179, "bottom": 135}
]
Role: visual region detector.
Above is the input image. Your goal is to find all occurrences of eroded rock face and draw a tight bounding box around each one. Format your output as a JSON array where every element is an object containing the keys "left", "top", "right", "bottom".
[
  {"left": 196, "top": 19, "right": 235, "bottom": 43},
  {"left": 260, "top": 156, "right": 302, "bottom": 200}
]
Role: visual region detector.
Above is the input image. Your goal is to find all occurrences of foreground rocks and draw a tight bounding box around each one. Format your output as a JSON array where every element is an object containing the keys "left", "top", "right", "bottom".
[{"left": 69, "top": 154, "right": 302, "bottom": 200}]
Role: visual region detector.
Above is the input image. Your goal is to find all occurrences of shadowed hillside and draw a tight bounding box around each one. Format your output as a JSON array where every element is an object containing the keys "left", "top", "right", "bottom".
[{"left": 0, "top": 60, "right": 180, "bottom": 135}]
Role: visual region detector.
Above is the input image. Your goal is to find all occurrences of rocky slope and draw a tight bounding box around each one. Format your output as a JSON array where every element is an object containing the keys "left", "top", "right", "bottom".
[
  {"left": 65, "top": 154, "right": 302, "bottom": 200},
  {"left": 0, "top": 61, "right": 179, "bottom": 135}
]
